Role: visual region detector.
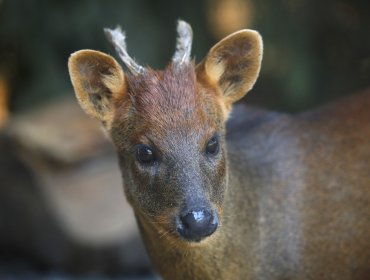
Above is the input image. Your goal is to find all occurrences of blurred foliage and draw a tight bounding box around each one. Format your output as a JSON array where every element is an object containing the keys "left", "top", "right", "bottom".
[
  {"left": 251, "top": 0, "right": 370, "bottom": 111},
  {"left": 0, "top": 0, "right": 369, "bottom": 113}
]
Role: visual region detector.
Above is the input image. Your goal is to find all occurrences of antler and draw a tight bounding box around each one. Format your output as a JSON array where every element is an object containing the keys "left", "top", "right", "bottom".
[
  {"left": 172, "top": 20, "right": 193, "bottom": 66},
  {"left": 104, "top": 26, "right": 146, "bottom": 75},
  {"left": 104, "top": 21, "right": 192, "bottom": 73}
]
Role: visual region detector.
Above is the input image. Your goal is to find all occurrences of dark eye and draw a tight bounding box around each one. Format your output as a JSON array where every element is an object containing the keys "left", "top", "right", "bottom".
[
  {"left": 135, "top": 144, "right": 156, "bottom": 165},
  {"left": 205, "top": 135, "right": 219, "bottom": 156}
]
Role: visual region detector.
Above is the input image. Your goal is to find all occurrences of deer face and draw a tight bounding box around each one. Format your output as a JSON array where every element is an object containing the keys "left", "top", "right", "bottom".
[
  {"left": 112, "top": 64, "right": 228, "bottom": 242},
  {"left": 68, "top": 22, "right": 262, "bottom": 243}
]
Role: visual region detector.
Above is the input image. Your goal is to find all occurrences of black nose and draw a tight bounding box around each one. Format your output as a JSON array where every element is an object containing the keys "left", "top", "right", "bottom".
[{"left": 176, "top": 208, "right": 218, "bottom": 242}]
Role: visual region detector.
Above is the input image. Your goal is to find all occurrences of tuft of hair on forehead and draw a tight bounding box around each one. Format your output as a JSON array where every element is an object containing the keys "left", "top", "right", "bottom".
[{"left": 125, "top": 62, "right": 199, "bottom": 120}]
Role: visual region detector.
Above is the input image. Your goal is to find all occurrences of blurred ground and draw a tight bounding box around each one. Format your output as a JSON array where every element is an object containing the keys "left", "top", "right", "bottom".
[{"left": 0, "top": 98, "right": 153, "bottom": 278}]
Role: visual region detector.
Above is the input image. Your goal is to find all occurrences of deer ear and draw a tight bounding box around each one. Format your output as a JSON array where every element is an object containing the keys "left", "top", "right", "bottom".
[
  {"left": 68, "top": 50, "right": 125, "bottom": 128},
  {"left": 197, "top": 30, "right": 263, "bottom": 108}
]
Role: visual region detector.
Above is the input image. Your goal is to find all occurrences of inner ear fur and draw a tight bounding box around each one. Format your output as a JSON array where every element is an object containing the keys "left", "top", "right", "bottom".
[
  {"left": 68, "top": 50, "right": 125, "bottom": 127},
  {"left": 197, "top": 30, "right": 263, "bottom": 106}
]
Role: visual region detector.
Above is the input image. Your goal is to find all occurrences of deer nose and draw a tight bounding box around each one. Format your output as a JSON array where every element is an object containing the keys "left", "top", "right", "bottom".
[{"left": 176, "top": 208, "right": 218, "bottom": 242}]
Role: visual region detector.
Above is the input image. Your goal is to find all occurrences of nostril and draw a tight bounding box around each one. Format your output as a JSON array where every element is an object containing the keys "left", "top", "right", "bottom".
[{"left": 177, "top": 209, "right": 218, "bottom": 241}]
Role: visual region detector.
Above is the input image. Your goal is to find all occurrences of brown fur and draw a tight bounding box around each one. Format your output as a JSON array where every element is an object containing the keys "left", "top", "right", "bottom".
[
  {"left": 0, "top": 74, "right": 9, "bottom": 127},
  {"left": 68, "top": 27, "right": 370, "bottom": 280}
]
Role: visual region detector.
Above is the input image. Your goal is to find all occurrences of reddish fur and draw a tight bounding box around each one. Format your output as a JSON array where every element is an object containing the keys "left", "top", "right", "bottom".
[{"left": 112, "top": 63, "right": 221, "bottom": 151}]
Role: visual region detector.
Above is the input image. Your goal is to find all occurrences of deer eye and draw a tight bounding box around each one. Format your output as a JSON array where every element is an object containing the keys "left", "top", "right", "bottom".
[
  {"left": 135, "top": 144, "right": 156, "bottom": 165},
  {"left": 205, "top": 135, "right": 219, "bottom": 156}
]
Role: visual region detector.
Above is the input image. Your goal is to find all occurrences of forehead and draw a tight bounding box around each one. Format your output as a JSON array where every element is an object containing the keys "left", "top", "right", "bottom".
[
  {"left": 127, "top": 63, "right": 198, "bottom": 118},
  {"left": 124, "top": 63, "right": 218, "bottom": 142}
]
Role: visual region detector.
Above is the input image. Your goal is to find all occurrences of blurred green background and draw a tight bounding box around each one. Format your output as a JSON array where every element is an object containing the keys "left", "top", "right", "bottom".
[
  {"left": 0, "top": 0, "right": 369, "bottom": 279},
  {"left": 0, "top": 0, "right": 369, "bottom": 117}
]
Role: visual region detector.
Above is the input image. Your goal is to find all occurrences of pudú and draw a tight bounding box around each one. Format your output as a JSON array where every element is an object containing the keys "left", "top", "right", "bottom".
[{"left": 68, "top": 21, "right": 370, "bottom": 280}]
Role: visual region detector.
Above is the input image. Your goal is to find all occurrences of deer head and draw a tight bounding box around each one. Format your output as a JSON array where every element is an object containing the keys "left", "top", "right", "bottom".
[{"left": 68, "top": 20, "right": 262, "bottom": 243}]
